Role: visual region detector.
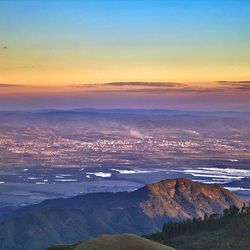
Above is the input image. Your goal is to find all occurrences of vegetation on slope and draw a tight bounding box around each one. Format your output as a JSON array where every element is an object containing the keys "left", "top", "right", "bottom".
[
  {"left": 0, "top": 179, "right": 246, "bottom": 250},
  {"left": 148, "top": 205, "right": 250, "bottom": 250},
  {"left": 0, "top": 207, "right": 161, "bottom": 250},
  {"left": 46, "top": 234, "right": 175, "bottom": 250}
]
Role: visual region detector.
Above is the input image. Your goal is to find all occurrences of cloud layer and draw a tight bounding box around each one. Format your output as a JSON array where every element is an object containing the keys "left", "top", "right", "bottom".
[
  {"left": 0, "top": 81, "right": 250, "bottom": 110},
  {"left": 74, "top": 81, "right": 250, "bottom": 95},
  {"left": 104, "top": 82, "right": 186, "bottom": 88},
  {"left": 0, "top": 83, "right": 24, "bottom": 88}
]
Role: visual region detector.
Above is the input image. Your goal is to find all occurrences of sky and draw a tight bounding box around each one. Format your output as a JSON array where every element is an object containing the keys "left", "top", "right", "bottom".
[{"left": 0, "top": 0, "right": 250, "bottom": 110}]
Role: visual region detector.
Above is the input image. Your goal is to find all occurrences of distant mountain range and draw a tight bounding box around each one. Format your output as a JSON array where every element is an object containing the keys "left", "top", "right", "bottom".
[{"left": 0, "top": 178, "right": 246, "bottom": 250}]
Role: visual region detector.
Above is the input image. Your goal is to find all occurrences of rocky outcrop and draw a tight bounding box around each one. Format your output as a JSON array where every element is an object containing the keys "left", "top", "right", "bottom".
[{"left": 139, "top": 178, "right": 245, "bottom": 219}]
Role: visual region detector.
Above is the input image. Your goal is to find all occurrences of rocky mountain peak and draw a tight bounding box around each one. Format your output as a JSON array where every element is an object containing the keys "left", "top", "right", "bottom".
[{"left": 139, "top": 178, "right": 246, "bottom": 219}]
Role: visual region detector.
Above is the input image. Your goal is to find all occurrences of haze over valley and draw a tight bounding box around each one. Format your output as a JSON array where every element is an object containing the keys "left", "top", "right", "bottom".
[
  {"left": 0, "top": 109, "right": 250, "bottom": 210},
  {"left": 1, "top": 1, "right": 250, "bottom": 249}
]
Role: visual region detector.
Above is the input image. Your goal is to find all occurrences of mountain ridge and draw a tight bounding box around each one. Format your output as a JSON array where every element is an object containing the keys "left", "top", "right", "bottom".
[
  {"left": 140, "top": 178, "right": 245, "bottom": 218},
  {"left": 3, "top": 178, "right": 245, "bottom": 222},
  {"left": 0, "top": 178, "right": 246, "bottom": 250}
]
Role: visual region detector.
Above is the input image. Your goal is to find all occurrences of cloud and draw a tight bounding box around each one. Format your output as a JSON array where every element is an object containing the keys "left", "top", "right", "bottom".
[
  {"left": 75, "top": 82, "right": 225, "bottom": 95},
  {"left": 217, "top": 81, "right": 250, "bottom": 84},
  {"left": 104, "top": 82, "right": 187, "bottom": 88},
  {"left": 74, "top": 84, "right": 99, "bottom": 88},
  {"left": 74, "top": 82, "right": 187, "bottom": 89},
  {"left": 89, "top": 88, "right": 180, "bottom": 94},
  {"left": 129, "top": 129, "right": 146, "bottom": 139},
  {"left": 217, "top": 81, "right": 250, "bottom": 91},
  {"left": 232, "top": 84, "right": 250, "bottom": 90},
  {"left": 0, "top": 83, "right": 24, "bottom": 88}
]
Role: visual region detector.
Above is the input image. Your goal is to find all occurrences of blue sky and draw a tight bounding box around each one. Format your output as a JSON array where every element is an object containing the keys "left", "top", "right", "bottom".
[{"left": 0, "top": 0, "right": 250, "bottom": 110}]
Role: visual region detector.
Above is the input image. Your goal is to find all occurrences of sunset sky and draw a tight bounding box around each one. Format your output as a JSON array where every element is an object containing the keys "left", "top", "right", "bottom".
[{"left": 0, "top": 0, "right": 250, "bottom": 110}]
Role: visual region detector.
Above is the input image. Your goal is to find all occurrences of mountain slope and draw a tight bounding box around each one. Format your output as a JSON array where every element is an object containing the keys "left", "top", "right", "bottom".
[
  {"left": 140, "top": 178, "right": 245, "bottom": 219},
  {"left": 0, "top": 178, "right": 246, "bottom": 250},
  {"left": 0, "top": 208, "right": 162, "bottom": 250},
  {"left": 6, "top": 178, "right": 245, "bottom": 221},
  {"left": 47, "top": 234, "right": 175, "bottom": 250},
  {"left": 147, "top": 205, "right": 250, "bottom": 250}
]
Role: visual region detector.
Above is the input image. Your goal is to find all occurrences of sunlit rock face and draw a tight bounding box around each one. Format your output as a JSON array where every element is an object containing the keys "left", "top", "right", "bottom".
[
  {"left": 0, "top": 178, "right": 246, "bottom": 250},
  {"left": 139, "top": 178, "right": 246, "bottom": 219}
]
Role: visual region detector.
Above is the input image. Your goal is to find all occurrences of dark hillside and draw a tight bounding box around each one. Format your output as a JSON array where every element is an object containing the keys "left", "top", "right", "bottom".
[{"left": 148, "top": 205, "right": 250, "bottom": 250}]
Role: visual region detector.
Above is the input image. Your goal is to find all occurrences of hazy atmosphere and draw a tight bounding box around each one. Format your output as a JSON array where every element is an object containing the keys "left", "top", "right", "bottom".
[{"left": 0, "top": 1, "right": 250, "bottom": 250}]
